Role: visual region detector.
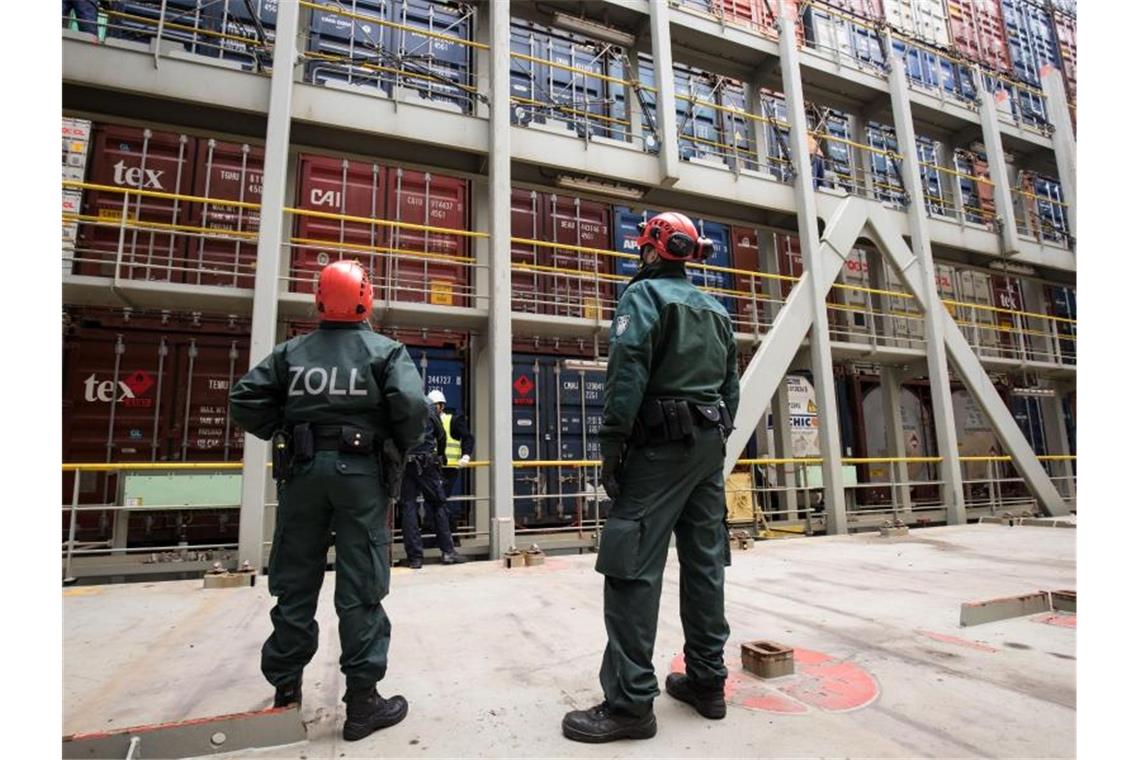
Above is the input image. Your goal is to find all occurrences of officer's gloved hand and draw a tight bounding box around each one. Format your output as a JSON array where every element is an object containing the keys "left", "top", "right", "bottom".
[
  {"left": 601, "top": 452, "right": 623, "bottom": 501},
  {"left": 458, "top": 455, "right": 470, "bottom": 467}
]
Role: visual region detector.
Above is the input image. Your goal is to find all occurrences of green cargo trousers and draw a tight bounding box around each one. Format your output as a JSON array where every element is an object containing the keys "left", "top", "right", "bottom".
[
  {"left": 261, "top": 451, "right": 392, "bottom": 693},
  {"left": 595, "top": 426, "right": 731, "bottom": 717}
]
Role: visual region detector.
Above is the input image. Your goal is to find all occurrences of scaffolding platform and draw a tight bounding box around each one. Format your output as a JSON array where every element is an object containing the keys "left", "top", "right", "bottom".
[{"left": 63, "top": 523, "right": 1076, "bottom": 758}]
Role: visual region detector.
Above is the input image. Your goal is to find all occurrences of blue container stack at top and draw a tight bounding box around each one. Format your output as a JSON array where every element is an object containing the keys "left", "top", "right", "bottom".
[
  {"left": 306, "top": 0, "right": 476, "bottom": 113},
  {"left": 799, "top": 0, "right": 1076, "bottom": 129},
  {"left": 509, "top": 18, "right": 629, "bottom": 142}
]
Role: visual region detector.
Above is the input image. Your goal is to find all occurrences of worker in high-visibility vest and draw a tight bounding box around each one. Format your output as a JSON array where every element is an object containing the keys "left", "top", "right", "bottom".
[{"left": 427, "top": 389, "right": 474, "bottom": 536}]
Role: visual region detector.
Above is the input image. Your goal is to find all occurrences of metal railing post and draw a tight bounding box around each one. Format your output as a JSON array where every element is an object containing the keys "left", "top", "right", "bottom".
[{"left": 64, "top": 470, "right": 82, "bottom": 583}]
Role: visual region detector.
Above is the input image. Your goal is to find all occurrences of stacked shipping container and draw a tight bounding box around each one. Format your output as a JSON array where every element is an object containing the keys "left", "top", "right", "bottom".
[{"left": 305, "top": 0, "right": 476, "bottom": 113}]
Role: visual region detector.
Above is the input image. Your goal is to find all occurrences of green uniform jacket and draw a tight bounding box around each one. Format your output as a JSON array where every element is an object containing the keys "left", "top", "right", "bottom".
[
  {"left": 229, "top": 321, "right": 427, "bottom": 452},
  {"left": 600, "top": 266, "right": 740, "bottom": 457}
]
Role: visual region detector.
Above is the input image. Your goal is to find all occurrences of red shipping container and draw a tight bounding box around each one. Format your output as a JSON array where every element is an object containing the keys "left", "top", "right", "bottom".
[
  {"left": 729, "top": 226, "right": 773, "bottom": 327},
  {"left": 811, "top": 0, "right": 883, "bottom": 21},
  {"left": 774, "top": 233, "right": 842, "bottom": 327},
  {"left": 186, "top": 138, "right": 264, "bottom": 289},
  {"left": 945, "top": 0, "right": 1012, "bottom": 74},
  {"left": 511, "top": 188, "right": 544, "bottom": 314},
  {"left": 291, "top": 154, "right": 387, "bottom": 294},
  {"left": 62, "top": 309, "right": 251, "bottom": 546},
  {"left": 543, "top": 194, "right": 612, "bottom": 320},
  {"left": 1050, "top": 9, "right": 1076, "bottom": 106},
  {"left": 385, "top": 167, "right": 471, "bottom": 307},
  {"left": 990, "top": 274, "right": 1025, "bottom": 354},
  {"left": 76, "top": 125, "right": 196, "bottom": 282}
]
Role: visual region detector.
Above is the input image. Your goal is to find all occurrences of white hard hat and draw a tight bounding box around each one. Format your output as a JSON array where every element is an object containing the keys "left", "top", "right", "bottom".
[{"left": 427, "top": 389, "right": 447, "bottom": 405}]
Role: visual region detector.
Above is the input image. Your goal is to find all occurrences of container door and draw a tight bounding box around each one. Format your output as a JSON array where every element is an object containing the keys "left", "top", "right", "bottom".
[
  {"left": 388, "top": 0, "right": 475, "bottom": 113},
  {"left": 511, "top": 355, "right": 547, "bottom": 526},
  {"left": 187, "top": 139, "right": 264, "bottom": 289},
  {"left": 77, "top": 125, "right": 195, "bottom": 282},
  {"left": 305, "top": 0, "right": 389, "bottom": 93},
  {"left": 511, "top": 188, "right": 543, "bottom": 313},
  {"left": 730, "top": 226, "right": 766, "bottom": 328},
  {"left": 292, "top": 154, "right": 386, "bottom": 293},
  {"left": 386, "top": 167, "right": 470, "bottom": 307},
  {"left": 990, "top": 275, "right": 1025, "bottom": 358},
  {"left": 547, "top": 362, "right": 607, "bottom": 524},
  {"left": 544, "top": 195, "right": 613, "bottom": 320},
  {"left": 945, "top": 0, "right": 1012, "bottom": 74}
]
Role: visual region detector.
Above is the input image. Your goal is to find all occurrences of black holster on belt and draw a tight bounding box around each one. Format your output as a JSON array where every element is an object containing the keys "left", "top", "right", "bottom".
[
  {"left": 632, "top": 398, "right": 726, "bottom": 447},
  {"left": 271, "top": 429, "right": 292, "bottom": 482}
]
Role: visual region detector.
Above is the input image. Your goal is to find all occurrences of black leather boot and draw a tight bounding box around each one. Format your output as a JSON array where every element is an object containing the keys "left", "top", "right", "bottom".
[
  {"left": 342, "top": 688, "right": 409, "bottom": 741},
  {"left": 665, "top": 673, "right": 726, "bottom": 719},
  {"left": 561, "top": 701, "right": 657, "bottom": 743},
  {"left": 273, "top": 681, "right": 302, "bottom": 708}
]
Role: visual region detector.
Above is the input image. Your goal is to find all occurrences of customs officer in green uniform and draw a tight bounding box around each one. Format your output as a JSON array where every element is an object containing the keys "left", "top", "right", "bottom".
[
  {"left": 229, "top": 260, "right": 427, "bottom": 742},
  {"left": 562, "top": 212, "right": 740, "bottom": 743}
]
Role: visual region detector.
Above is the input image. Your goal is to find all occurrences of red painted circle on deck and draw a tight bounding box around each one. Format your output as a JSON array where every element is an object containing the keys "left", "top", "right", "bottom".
[{"left": 670, "top": 647, "right": 879, "bottom": 715}]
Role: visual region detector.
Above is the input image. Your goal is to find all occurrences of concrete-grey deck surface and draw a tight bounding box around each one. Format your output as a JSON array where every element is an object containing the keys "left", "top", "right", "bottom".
[{"left": 63, "top": 523, "right": 1076, "bottom": 758}]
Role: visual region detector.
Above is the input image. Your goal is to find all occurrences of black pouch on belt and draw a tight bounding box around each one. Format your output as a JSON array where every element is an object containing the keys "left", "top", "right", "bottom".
[
  {"left": 339, "top": 426, "right": 374, "bottom": 454},
  {"left": 292, "top": 422, "right": 315, "bottom": 462},
  {"left": 692, "top": 403, "right": 722, "bottom": 428},
  {"left": 662, "top": 399, "right": 682, "bottom": 441},
  {"left": 640, "top": 399, "right": 667, "bottom": 442}
]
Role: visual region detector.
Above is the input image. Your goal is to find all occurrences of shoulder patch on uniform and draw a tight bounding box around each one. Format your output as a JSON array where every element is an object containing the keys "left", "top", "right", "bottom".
[{"left": 614, "top": 314, "right": 631, "bottom": 337}]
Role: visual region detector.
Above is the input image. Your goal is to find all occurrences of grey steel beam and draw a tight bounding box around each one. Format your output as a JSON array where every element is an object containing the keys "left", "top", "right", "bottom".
[
  {"left": 648, "top": 0, "right": 680, "bottom": 185},
  {"left": 885, "top": 49, "right": 966, "bottom": 524},
  {"left": 237, "top": 0, "right": 298, "bottom": 573},
  {"left": 488, "top": 0, "right": 515, "bottom": 558},
  {"left": 1041, "top": 66, "right": 1076, "bottom": 240},
  {"left": 721, "top": 196, "right": 864, "bottom": 523},
  {"left": 880, "top": 366, "right": 913, "bottom": 520},
  {"left": 975, "top": 67, "right": 1021, "bottom": 255},
  {"left": 862, "top": 205, "right": 1066, "bottom": 517},
  {"left": 775, "top": 14, "right": 847, "bottom": 534},
  {"left": 771, "top": 373, "right": 795, "bottom": 519},
  {"left": 1041, "top": 384, "right": 1075, "bottom": 502}
]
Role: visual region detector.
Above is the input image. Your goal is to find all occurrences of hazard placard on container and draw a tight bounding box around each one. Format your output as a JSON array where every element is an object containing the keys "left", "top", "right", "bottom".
[{"left": 430, "top": 281, "right": 454, "bottom": 305}]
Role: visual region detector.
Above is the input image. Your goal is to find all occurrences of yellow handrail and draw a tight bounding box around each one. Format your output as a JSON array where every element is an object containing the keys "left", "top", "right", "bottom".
[
  {"left": 302, "top": 50, "right": 481, "bottom": 95},
  {"left": 103, "top": 9, "right": 271, "bottom": 49},
  {"left": 510, "top": 51, "right": 633, "bottom": 89},
  {"left": 63, "top": 180, "right": 262, "bottom": 211},
  {"left": 62, "top": 454, "right": 1075, "bottom": 473}
]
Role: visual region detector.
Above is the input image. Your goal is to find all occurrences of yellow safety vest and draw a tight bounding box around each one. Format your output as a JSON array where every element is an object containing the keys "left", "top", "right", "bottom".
[{"left": 441, "top": 412, "right": 462, "bottom": 465}]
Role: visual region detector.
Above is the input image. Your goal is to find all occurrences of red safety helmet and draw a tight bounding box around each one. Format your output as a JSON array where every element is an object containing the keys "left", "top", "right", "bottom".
[
  {"left": 316, "top": 260, "right": 373, "bottom": 321},
  {"left": 635, "top": 211, "right": 714, "bottom": 262}
]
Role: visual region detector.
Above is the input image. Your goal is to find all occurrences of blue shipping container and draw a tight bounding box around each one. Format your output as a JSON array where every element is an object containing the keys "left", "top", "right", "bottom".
[
  {"left": 511, "top": 355, "right": 608, "bottom": 526},
  {"left": 1000, "top": 0, "right": 1058, "bottom": 88}
]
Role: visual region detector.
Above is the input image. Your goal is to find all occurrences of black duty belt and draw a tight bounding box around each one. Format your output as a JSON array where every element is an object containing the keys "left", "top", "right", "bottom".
[
  {"left": 293, "top": 423, "right": 378, "bottom": 455},
  {"left": 631, "top": 398, "right": 731, "bottom": 447}
]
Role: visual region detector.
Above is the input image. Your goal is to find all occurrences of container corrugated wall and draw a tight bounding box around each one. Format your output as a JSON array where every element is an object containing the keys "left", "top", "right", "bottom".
[
  {"left": 945, "top": 0, "right": 1013, "bottom": 73},
  {"left": 882, "top": 0, "right": 950, "bottom": 47},
  {"left": 186, "top": 138, "right": 263, "bottom": 289}
]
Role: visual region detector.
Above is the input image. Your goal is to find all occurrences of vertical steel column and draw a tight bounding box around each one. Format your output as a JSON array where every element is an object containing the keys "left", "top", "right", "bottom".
[
  {"left": 1041, "top": 385, "right": 1075, "bottom": 502},
  {"left": 487, "top": 0, "right": 515, "bottom": 558},
  {"left": 776, "top": 14, "right": 847, "bottom": 534},
  {"left": 1041, "top": 66, "right": 1076, "bottom": 240},
  {"left": 880, "top": 367, "right": 914, "bottom": 520},
  {"left": 648, "top": 1, "right": 680, "bottom": 185},
  {"left": 975, "top": 67, "right": 1021, "bottom": 254},
  {"left": 237, "top": 0, "right": 298, "bottom": 572},
  {"left": 886, "top": 53, "right": 967, "bottom": 524},
  {"left": 770, "top": 375, "right": 795, "bottom": 520}
]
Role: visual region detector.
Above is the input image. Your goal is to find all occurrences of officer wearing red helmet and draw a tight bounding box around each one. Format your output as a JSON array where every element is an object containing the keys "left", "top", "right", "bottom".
[
  {"left": 230, "top": 260, "right": 427, "bottom": 741},
  {"left": 562, "top": 212, "right": 740, "bottom": 743}
]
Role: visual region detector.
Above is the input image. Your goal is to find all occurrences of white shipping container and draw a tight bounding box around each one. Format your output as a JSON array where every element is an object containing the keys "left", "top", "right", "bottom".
[
  {"left": 882, "top": 0, "right": 951, "bottom": 48},
  {"left": 63, "top": 189, "right": 83, "bottom": 275}
]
